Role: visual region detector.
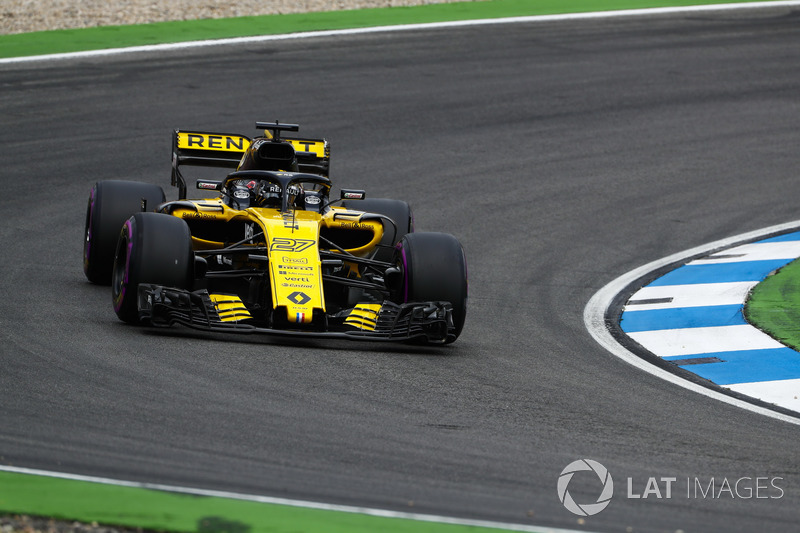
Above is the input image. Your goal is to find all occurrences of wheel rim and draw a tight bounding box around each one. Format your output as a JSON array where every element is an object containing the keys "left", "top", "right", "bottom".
[
  {"left": 83, "top": 188, "right": 95, "bottom": 273},
  {"left": 112, "top": 219, "right": 133, "bottom": 312}
]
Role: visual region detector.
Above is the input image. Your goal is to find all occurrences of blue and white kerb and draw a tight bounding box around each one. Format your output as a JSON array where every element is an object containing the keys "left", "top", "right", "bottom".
[{"left": 620, "top": 232, "right": 800, "bottom": 414}]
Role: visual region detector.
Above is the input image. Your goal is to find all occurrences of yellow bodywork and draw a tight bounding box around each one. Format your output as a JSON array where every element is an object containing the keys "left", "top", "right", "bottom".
[
  {"left": 175, "top": 131, "right": 327, "bottom": 160},
  {"left": 256, "top": 209, "right": 323, "bottom": 325},
  {"left": 343, "top": 303, "right": 382, "bottom": 331},
  {"left": 168, "top": 200, "right": 383, "bottom": 325},
  {"left": 176, "top": 132, "right": 250, "bottom": 153},
  {"left": 209, "top": 294, "right": 252, "bottom": 322}
]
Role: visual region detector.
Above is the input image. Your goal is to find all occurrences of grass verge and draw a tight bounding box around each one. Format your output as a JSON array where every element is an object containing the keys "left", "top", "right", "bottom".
[
  {"left": 0, "top": 471, "right": 524, "bottom": 533},
  {"left": 745, "top": 257, "right": 800, "bottom": 351},
  {"left": 0, "top": 0, "right": 772, "bottom": 59}
]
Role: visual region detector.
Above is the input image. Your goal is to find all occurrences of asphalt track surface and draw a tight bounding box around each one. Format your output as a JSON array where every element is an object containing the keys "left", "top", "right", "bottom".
[{"left": 2, "top": 6, "right": 800, "bottom": 533}]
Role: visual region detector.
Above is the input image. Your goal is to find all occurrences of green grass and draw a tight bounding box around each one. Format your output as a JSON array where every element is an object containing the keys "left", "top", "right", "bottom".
[
  {"left": 0, "top": 471, "right": 521, "bottom": 533},
  {"left": 0, "top": 0, "right": 771, "bottom": 59},
  {"left": 745, "top": 257, "right": 800, "bottom": 351}
]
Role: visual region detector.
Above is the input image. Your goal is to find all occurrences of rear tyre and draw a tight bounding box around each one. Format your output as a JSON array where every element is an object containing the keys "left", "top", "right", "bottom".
[
  {"left": 343, "top": 198, "right": 413, "bottom": 262},
  {"left": 84, "top": 180, "right": 166, "bottom": 285},
  {"left": 112, "top": 212, "right": 193, "bottom": 324},
  {"left": 395, "top": 232, "right": 468, "bottom": 343}
]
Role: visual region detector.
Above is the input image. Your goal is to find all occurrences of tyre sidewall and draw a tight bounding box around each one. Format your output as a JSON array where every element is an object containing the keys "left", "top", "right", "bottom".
[
  {"left": 342, "top": 198, "right": 413, "bottom": 262},
  {"left": 112, "top": 212, "right": 193, "bottom": 324}
]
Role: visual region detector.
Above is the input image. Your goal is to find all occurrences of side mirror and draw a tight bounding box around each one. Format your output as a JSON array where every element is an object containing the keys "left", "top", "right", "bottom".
[
  {"left": 196, "top": 180, "right": 222, "bottom": 191},
  {"left": 340, "top": 189, "right": 366, "bottom": 200}
]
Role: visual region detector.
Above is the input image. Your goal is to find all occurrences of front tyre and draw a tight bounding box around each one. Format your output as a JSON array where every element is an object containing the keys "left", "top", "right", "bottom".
[
  {"left": 343, "top": 198, "right": 413, "bottom": 262},
  {"left": 112, "top": 212, "right": 193, "bottom": 324},
  {"left": 396, "top": 232, "right": 468, "bottom": 343}
]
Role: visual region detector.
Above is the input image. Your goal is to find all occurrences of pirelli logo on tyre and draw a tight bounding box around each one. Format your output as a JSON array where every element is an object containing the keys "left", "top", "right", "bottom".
[{"left": 176, "top": 132, "right": 250, "bottom": 152}]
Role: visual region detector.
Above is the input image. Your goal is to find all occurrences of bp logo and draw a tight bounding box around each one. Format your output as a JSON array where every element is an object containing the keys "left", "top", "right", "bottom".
[{"left": 557, "top": 459, "right": 614, "bottom": 516}]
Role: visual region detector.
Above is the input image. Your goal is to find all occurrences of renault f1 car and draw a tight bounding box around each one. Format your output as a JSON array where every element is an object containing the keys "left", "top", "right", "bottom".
[{"left": 83, "top": 121, "right": 467, "bottom": 343}]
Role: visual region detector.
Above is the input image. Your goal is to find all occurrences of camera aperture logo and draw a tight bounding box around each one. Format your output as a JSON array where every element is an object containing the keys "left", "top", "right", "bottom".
[{"left": 557, "top": 459, "right": 614, "bottom": 516}]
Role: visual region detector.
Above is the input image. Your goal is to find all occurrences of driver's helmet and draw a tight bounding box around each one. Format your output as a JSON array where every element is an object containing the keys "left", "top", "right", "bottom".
[
  {"left": 252, "top": 180, "right": 282, "bottom": 207},
  {"left": 285, "top": 183, "right": 304, "bottom": 208}
]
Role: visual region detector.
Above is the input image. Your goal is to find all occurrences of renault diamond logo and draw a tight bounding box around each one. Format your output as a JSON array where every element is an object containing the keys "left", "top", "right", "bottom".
[{"left": 287, "top": 291, "right": 311, "bottom": 305}]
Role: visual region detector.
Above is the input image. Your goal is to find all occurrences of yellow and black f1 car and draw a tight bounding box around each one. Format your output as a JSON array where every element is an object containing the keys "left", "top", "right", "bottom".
[{"left": 83, "top": 121, "right": 467, "bottom": 343}]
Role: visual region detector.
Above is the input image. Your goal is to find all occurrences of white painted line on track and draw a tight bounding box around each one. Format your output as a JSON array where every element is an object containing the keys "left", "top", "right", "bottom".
[
  {"left": 584, "top": 220, "right": 800, "bottom": 427},
  {"left": 3, "top": 1, "right": 800, "bottom": 65},
  {"left": 0, "top": 465, "right": 591, "bottom": 533},
  {"left": 689, "top": 241, "right": 800, "bottom": 264}
]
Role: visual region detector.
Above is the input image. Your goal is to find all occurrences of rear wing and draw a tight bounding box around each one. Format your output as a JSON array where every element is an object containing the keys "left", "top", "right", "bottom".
[{"left": 171, "top": 128, "right": 330, "bottom": 199}]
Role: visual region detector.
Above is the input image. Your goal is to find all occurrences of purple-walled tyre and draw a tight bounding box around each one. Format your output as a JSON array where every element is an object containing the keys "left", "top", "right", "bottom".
[
  {"left": 83, "top": 180, "right": 165, "bottom": 285},
  {"left": 111, "top": 212, "right": 193, "bottom": 324},
  {"left": 342, "top": 198, "right": 413, "bottom": 263},
  {"left": 395, "top": 232, "right": 468, "bottom": 343}
]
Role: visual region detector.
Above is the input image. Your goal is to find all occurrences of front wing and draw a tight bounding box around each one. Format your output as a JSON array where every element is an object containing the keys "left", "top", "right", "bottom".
[{"left": 137, "top": 284, "right": 456, "bottom": 343}]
